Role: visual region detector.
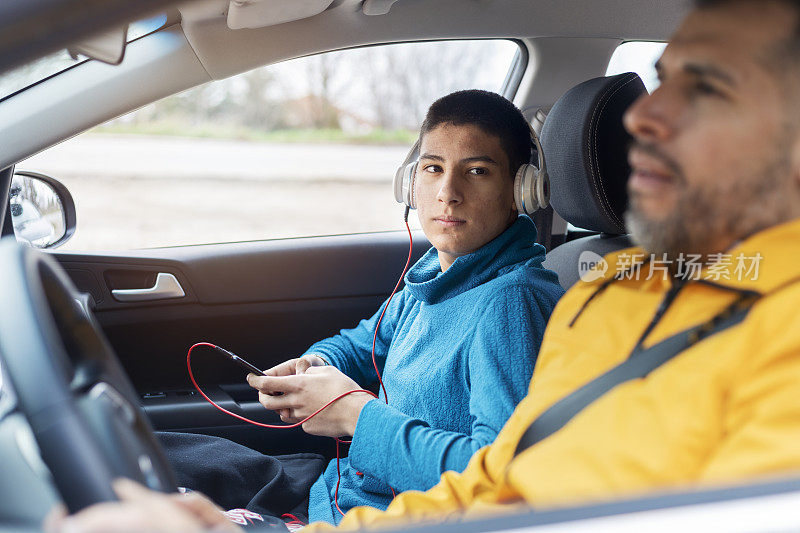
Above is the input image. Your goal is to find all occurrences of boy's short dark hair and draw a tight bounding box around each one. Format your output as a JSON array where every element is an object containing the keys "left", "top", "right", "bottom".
[{"left": 420, "top": 90, "right": 532, "bottom": 175}]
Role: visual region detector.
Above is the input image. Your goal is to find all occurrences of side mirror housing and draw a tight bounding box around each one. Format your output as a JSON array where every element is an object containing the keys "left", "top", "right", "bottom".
[{"left": 9, "top": 171, "right": 76, "bottom": 249}]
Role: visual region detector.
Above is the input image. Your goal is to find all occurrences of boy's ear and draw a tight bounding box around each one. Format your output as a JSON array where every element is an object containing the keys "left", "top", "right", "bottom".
[
  {"left": 509, "top": 177, "right": 520, "bottom": 213},
  {"left": 509, "top": 162, "right": 521, "bottom": 212}
]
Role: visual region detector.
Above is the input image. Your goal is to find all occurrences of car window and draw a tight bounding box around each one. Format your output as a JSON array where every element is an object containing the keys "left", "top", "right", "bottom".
[
  {"left": 19, "top": 39, "right": 522, "bottom": 251},
  {"left": 606, "top": 41, "right": 667, "bottom": 92}
]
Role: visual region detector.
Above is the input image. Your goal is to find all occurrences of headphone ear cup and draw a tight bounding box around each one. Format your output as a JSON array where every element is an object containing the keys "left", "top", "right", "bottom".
[
  {"left": 515, "top": 126, "right": 551, "bottom": 214},
  {"left": 393, "top": 161, "right": 418, "bottom": 209},
  {"left": 406, "top": 161, "right": 418, "bottom": 209},
  {"left": 514, "top": 164, "right": 551, "bottom": 215},
  {"left": 536, "top": 166, "right": 550, "bottom": 209},
  {"left": 514, "top": 164, "right": 537, "bottom": 216},
  {"left": 394, "top": 164, "right": 407, "bottom": 204}
]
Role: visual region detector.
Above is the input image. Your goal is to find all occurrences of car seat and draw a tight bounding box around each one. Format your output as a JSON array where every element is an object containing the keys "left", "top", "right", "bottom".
[{"left": 541, "top": 72, "right": 648, "bottom": 289}]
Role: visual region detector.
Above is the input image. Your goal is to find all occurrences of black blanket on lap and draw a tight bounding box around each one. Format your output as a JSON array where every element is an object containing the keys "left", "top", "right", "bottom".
[{"left": 157, "top": 431, "right": 327, "bottom": 523}]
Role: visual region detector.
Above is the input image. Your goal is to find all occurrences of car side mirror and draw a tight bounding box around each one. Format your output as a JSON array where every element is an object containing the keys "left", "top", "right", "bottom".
[{"left": 9, "top": 171, "right": 76, "bottom": 249}]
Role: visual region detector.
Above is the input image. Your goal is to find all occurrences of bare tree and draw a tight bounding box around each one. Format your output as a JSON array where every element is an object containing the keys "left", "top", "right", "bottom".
[
  {"left": 239, "top": 68, "right": 280, "bottom": 129},
  {"left": 92, "top": 40, "right": 514, "bottom": 137},
  {"left": 304, "top": 53, "right": 342, "bottom": 128},
  {"left": 358, "top": 41, "right": 504, "bottom": 130}
]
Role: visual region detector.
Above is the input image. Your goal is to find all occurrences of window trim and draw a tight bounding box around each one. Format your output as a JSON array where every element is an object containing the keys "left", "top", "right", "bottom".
[{"left": 500, "top": 41, "right": 528, "bottom": 99}]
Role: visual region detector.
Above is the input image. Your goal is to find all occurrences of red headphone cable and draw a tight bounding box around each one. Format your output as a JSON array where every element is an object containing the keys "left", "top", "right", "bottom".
[
  {"left": 187, "top": 342, "right": 377, "bottom": 430},
  {"left": 370, "top": 207, "right": 413, "bottom": 404},
  {"left": 186, "top": 208, "right": 413, "bottom": 517}
]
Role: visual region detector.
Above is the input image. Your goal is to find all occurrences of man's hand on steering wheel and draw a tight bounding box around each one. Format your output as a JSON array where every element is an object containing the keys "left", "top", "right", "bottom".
[{"left": 44, "top": 479, "right": 242, "bottom": 533}]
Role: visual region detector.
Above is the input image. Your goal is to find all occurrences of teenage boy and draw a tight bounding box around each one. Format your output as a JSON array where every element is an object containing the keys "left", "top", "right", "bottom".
[{"left": 159, "top": 89, "right": 564, "bottom": 525}]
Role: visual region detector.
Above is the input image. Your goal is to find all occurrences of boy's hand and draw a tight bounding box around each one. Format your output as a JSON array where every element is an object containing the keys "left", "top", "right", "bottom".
[
  {"left": 263, "top": 354, "right": 327, "bottom": 377},
  {"left": 259, "top": 354, "right": 328, "bottom": 419},
  {"left": 246, "top": 366, "right": 374, "bottom": 437}
]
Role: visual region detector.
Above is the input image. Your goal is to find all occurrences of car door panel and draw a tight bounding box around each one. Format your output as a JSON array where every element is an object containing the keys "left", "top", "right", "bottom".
[{"left": 53, "top": 230, "right": 430, "bottom": 455}]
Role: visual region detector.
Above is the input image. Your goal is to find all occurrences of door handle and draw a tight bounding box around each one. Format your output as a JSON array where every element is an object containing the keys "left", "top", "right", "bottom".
[{"left": 111, "top": 273, "right": 185, "bottom": 302}]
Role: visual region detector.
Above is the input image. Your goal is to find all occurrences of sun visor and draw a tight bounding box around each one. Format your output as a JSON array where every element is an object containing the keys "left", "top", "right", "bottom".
[
  {"left": 227, "top": 0, "right": 335, "bottom": 30},
  {"left": 362, "top": 0, "right": 400, "bottom": 15}
]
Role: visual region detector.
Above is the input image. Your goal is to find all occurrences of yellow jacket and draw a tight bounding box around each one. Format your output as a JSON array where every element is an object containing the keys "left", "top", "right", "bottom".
[{"left": 307, "top": 218, "right": 800, "bottom": 532}]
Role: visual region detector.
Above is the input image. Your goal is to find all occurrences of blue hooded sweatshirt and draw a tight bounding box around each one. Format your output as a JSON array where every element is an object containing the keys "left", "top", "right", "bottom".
[{"left": 304, "top": 216, "right": 564, "bottom": 524}]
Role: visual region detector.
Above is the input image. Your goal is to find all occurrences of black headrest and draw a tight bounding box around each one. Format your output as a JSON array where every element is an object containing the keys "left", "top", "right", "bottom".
[{"left": 541, "top": 73, "right": 647, "bottom": 235}]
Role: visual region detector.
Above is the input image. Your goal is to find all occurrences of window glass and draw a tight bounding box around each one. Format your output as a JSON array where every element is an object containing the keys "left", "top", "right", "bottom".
[
  {"left": 0, "top": 50, "right": 81, "bottom": 102},
  {"left": 0, "top": 15, "right": 168, "bottom": 103},
  {"left": 19, "top": 40, "right": 521, "bottom": 251},
  {"left": 606, "top": 41, "right": 667, "bottom": 93}
]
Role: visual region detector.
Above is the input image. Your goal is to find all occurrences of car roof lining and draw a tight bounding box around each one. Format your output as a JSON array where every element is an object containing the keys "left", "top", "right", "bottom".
[{"left": 179, "top": 0, "right": 687, "bottom": 80}]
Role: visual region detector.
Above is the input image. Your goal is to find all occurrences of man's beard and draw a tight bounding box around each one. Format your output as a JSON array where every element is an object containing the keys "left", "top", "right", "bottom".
[{"left": 624, "top": 148, "right": 797, "bottom": 262}]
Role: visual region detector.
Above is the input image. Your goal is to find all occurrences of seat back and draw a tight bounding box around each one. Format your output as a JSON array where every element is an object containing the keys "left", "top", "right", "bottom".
[{"left": 540, "top": 73, "right": 647, "bottom": 289}]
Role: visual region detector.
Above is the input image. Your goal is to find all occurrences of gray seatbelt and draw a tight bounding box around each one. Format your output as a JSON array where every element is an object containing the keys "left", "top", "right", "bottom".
[{"left": 513, "top": 292, "right": 761, "bottom": 458}]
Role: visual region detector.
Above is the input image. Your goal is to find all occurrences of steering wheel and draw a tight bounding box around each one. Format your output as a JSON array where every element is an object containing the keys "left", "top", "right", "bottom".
[{"left": 0, "top": 238, "right": 177, "bottom": 512}]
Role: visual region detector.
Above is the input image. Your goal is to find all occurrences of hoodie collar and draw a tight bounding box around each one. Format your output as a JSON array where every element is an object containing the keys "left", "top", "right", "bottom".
[{"left": 404, "top": 216, "right": 546, "bottom": 304}]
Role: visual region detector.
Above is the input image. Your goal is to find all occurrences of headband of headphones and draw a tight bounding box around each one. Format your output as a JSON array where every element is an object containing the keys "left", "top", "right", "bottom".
[{"left": 392, "top": 123, "right": 550, "bottom": 216}]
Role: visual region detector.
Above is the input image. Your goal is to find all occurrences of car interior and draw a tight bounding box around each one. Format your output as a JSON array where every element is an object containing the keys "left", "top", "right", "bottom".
[{"left": 6, "top": 0, "right": 800, "bottom": 531}]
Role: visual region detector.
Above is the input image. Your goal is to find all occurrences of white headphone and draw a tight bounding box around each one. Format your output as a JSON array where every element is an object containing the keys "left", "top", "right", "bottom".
[{"left": 392, "top": 124, "right": 550, "bottom": 216}]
